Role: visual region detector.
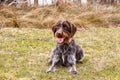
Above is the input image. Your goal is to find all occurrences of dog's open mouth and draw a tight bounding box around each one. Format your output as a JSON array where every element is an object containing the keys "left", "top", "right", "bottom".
[
  {"left": 55, "top": 33, "right": 65, "bottom": 44},
  {"left": 57, "top": 38, "right": 65, "bottom": 44}
]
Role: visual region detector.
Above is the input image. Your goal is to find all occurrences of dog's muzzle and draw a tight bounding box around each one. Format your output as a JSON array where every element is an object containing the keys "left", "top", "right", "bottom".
[
  {"left": 55, "top": 28, "right": 65, "bottom": 44},
  {"left": 55, "top": 33, "right": 65, "bottom": 44},
  {"left": 56, "top": 33, "right": 63, "bottom": 38}
]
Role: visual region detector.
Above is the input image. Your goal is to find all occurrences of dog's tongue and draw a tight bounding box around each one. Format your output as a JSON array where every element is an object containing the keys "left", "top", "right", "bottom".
[{"left": 57, "top": 38, "right": 64, "bottom": 44}]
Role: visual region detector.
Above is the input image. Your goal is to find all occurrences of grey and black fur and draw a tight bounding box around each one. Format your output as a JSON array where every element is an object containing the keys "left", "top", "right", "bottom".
[{"left": 46, "top": 20, "right": 84, "bottom": 74}]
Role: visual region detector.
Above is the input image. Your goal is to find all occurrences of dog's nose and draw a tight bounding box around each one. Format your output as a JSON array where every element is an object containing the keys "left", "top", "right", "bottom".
[
  {"left": 56, "top": 28, "right": 64, "bottom": 38},
  {"left": 57, "top": 33, "right": 63, "bottom": 38}
]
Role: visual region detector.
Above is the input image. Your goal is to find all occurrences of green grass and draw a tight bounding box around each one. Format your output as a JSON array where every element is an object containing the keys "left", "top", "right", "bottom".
[{"left": 0, "top": 27, "right": 120, "bottom": 80}]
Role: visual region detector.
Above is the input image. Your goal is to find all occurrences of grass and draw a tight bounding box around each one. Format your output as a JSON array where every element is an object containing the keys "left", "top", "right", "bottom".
[
  {"left": 0, "top": 27, "right": 120, "bottom": 80},
  {"left": 0, "top": 4, "right": 120, "bottom": 28}
]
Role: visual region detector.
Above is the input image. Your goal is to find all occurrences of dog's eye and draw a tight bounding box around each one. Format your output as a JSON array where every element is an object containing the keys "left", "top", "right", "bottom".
[
  {"left": 63, "top": 24, "right": 68, "bottom": 30},
  {"left": 63, "top": 24, "right": 71, "bottom": 33},
  {"left": 54, "top": 26, "right": 60, "bottom": 31}
]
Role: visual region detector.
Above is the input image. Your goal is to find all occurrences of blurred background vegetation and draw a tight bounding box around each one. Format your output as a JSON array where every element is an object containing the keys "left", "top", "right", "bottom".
[{"left": 0, "top": 0, "right": 120, "bottom": 28}]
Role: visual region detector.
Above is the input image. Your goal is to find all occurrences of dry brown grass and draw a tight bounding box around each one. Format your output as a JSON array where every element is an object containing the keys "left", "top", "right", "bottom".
[{"left": 0, "top": 4, "right": 120, "bottom": 28}]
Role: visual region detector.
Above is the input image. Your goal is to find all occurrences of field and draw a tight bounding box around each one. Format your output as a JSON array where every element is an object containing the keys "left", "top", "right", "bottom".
[
  {"left": 0, "top": 27, "right": 120, "bottom": 80},
  {"left": 0, "top": 2, "right": 120, "bottom": 80}
]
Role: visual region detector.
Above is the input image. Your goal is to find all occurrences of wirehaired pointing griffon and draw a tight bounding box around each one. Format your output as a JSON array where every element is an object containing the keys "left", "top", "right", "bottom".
[{"left": 47, "top": 20, "right": 85, "bottom": 74}]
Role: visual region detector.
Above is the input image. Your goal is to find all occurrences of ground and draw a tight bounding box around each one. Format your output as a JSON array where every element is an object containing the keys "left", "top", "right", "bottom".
[{"left": 0, "top": 27, "right": 120, "bottom": 80}]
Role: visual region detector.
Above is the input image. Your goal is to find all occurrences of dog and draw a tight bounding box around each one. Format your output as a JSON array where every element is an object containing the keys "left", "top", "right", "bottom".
[{"left": 46, "top": 20, "right": 84, "bottom": 74}]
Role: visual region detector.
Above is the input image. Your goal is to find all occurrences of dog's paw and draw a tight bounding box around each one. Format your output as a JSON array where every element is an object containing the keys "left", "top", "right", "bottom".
[
  {"left": 46, "top": 69, "right": 55, "bottom": 73},
  {"left": 46, "top": 70, "right": 53, "bottom": 73},
  {"left": 70, "top": 70, "right": 78, "bottom": 74}
]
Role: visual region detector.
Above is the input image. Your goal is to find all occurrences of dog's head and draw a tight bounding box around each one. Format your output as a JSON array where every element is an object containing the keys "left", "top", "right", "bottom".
[{"left": 52, "top": 20, "right": 77, "bottom": 44}]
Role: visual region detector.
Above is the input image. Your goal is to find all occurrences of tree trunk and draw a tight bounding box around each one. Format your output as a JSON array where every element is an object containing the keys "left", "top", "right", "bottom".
[{"left": 34, "top": 0, "right": 38, "bottom": 6}]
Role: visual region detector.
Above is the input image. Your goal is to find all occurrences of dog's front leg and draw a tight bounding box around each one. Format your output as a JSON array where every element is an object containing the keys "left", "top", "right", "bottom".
[
  {"left": 46, "top": 54, "right": 59, "bottom": 73},
  {"left": 68, "top": 55, "right": 78, "bottom": 74}
]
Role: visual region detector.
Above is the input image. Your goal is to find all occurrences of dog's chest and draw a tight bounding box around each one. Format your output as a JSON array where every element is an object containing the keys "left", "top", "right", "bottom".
[
  {"left": 60, "top": 54, "right": 68, "bottom": 66},
  {"left": 58, "top": 44, "right": 70, "bottom": 55},
  {"left": 58, "top": 44, "right": 71, "bottom": 66}
]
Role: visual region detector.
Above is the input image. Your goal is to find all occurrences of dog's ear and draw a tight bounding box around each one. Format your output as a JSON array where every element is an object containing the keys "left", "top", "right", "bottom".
[
  {"left": 70, "top": 24, "right": 77, "bottom": 37},
  {"left": 52, "top": 25, "right": 56, "bottom": 35},
  {"left": 66, "top": 21, "right": 77, "bottom": 37}
]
